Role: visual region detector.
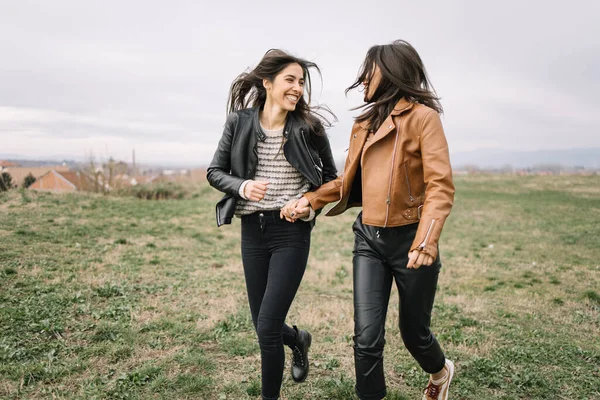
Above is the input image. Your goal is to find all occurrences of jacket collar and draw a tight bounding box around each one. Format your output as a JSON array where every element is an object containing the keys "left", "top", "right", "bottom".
[
  {"left": 252, "top": 107, "right": 267, "bottom": 141},
  {"left": 390, "top": 97, "right": 414, "bottom": 115},
  {"left": 252, "top": 107, "right": 301, "bottom": 141},
  {"left": 358, "top": 98, "right": 415, "bottom": 130}
]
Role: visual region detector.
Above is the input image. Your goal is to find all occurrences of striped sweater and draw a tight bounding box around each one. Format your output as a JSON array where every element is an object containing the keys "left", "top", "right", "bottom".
[{"left": 235, "top": 126, "right": 312, "bottom": 218}]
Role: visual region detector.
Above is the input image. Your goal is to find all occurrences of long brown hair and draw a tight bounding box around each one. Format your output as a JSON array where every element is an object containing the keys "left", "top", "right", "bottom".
[
  {"left": 347, "top": 40, "right": 442, "bottom": 132},
  {"left": 228, "top": 49, "right": 335, "bottom": 134}
]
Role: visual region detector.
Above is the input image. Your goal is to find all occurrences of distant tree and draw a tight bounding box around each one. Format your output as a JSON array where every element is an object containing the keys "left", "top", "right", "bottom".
[
  {"left": 82, "top": 152, "right": 103, "bottom": 193},
  {"left": 23, "top": 173, "right": 36, "bottom": 188},
  {"left": 0, "top": 172, "right": 13, "bottom": 191}
]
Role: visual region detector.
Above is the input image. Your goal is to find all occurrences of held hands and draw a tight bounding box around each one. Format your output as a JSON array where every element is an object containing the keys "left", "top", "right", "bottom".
[
  {"left": 280, "top": 197, "right": 311, "bottom": 222},
  {"left": 244, "top": 180, "right": 269, "bottom": 201},
  {"left": 407, "top": 250, "right": 434, "bottom": 269}
]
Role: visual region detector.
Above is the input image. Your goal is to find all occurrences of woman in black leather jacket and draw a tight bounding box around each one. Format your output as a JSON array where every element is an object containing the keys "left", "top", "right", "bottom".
[{"left": 206, "top": 49, "right": 337, "bottom": 400}]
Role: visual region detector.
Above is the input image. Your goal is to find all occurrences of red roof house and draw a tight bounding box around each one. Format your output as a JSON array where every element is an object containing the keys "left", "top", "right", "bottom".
[{"left": 28, "top": 170, "right": 86, "bottom": 192}]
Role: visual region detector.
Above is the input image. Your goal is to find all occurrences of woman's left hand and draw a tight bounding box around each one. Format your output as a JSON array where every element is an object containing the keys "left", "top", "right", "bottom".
[
  {"left": 407, "top": 250, "right": 434, "bottom": 269},
  {"left": 280, "top": 199, "right": 301, "bottom": 222},
  {"left": 291, "top": 205, "right": 310, "bottom": 220},
  {"left": 280, "top": 199, "right": 310, "bottom": 221}
]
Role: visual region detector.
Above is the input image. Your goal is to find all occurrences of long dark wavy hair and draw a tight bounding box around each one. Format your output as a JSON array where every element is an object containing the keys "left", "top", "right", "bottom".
[
  {"left": 347, "top": 40, "right": 442, "bottom": 132},
  {"left": 228, "top": 49, "right": 335, "bottom": 135}
]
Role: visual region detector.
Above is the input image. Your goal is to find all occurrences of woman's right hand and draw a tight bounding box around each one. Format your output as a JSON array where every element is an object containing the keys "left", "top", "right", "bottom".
[
  {"left": 244, "top": 180, "right": 269, "bottom": 201},
  {"left": 293, "top": 196, "right": 310, "bottom": 212},
  {"left": 280, "top": 197, "right": 311, "bottom": 222}
]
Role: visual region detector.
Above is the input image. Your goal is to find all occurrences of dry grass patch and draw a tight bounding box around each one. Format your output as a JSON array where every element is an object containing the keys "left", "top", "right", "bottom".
[
  {"left": 196, "top": 292, "right": 247, "bottom": 332},
  {"left": 3, "top": 177, "right": 600, "bottom": 399}
]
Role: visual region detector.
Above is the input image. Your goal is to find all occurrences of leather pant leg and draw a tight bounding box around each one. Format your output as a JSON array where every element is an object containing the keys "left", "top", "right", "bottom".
[
  {"left": 392, "top": 250, "right": 445, "bottom": 375},
  {"left": 352, "top": 213, "right": 445, "bottom": 400}
]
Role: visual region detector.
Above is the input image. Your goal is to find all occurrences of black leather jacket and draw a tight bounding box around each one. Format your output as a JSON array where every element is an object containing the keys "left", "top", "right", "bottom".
[{"left": 206, "top": 107, "right": 338, "bottom": 227}]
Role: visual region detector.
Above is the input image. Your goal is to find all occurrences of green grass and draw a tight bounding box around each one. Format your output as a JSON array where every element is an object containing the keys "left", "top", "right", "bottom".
[{"left": 1, "top": 175, "right": 599, "bottom": 399}]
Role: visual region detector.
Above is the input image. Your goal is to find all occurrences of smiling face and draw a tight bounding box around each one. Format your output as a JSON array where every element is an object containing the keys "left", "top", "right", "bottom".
[{"left": 263, "top": 63, "right": 305, "bottom": 112}]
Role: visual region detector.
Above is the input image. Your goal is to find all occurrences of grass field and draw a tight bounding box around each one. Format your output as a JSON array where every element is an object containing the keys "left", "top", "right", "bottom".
[{"left": 1, "top": 175, "right": 599, "bottom": 399}]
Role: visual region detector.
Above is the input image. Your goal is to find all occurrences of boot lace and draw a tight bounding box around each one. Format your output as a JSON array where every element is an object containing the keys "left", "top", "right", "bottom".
[
  {"left": 292, "top": 346, "right": 304, "bottom": 367},
  {"left": 424, "top": 381, "right": 440, "bottom": 399}
]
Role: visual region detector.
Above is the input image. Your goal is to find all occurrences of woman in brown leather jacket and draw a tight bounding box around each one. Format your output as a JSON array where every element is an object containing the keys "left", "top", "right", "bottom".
[{"left": 284, "top": 40, "right": 455, "bottom": 400}]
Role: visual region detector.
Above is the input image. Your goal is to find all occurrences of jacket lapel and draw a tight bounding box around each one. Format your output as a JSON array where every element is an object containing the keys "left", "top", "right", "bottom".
[
  {"left": 347, "top": 124, "right": 368, "bottom": 165},
  {"left": 252, "top": 107, "right": 266, "bottom": 141},
  {"left": 362, "top": 98, "right": 415, "bottom": 153},
  {"left": 363, "top": 115, "right": 395, "bottom": 152}
]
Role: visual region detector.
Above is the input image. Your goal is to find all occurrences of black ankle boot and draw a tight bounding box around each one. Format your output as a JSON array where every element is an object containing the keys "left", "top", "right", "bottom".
[{"left": 291, "top": 325, "right": 312, "bottom": 383}]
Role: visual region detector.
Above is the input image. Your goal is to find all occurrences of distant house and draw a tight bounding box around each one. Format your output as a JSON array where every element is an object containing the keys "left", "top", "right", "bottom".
[
  {"left": 3, "top": 166, "right": 70, "bottom": 188},
  {"left": 0, "top": 161, "right": 19, "bottom": 168},
  {"left": 29, "top": 170, "right": 87, "bottom": 192},
  {"left": 113, "top": 174, "right": 159, "bottom": 188},
  {"left": 114, "top": 161, "right": 129, "bottom": 175}
]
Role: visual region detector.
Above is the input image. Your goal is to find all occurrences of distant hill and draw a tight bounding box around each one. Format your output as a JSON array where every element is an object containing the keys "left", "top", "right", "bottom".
[
  {"left": 0, "top": 154, "right": 193, "bottom": 170},
  {"left": 0, "top": 158, "right": 75, "bottom": 168},
  {"left": 4, "top": 148, "right": 600, "bottom": 170},
  {"left": 450, "top": 148, "right": 600, "bottom": 169}
]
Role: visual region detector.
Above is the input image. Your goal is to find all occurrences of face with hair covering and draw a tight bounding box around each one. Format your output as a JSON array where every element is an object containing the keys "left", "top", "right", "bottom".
[{"left": 363, "top": 64, "right": 382, "bottom": 103}]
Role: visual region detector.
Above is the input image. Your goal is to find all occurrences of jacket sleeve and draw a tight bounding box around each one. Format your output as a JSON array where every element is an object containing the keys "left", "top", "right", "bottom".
[
  {"left": 206, "top": 113, "right": 247, "bottom": 197},
  {"left": 307, "top": 127, "right": 339, "bottom": 215},
  {"left": 409, "top": 110, "right": 455, "bottom": 259},
  {"left": 303, "top": 127, "right": 347, "bottom": 211},
  {"left": 304, "top": 176, "right": 342, "bottom": 211},
  {"left": 314, "top": 127, "right": 338, "bottom": 184}
]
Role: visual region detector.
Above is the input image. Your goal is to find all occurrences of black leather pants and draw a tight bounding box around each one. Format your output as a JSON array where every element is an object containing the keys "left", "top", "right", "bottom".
[{"left": 352, "top": 213, "right": 445, "bottom": 400}]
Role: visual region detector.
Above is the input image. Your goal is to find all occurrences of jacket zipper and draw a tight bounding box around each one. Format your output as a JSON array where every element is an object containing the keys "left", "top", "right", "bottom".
[
  {"left": 404, "top": 161, "right": 414, "bottom": 203},
  {"left": 250, "top": 143, "right": 258, "bottom": 178},
  {"left": 301, "top": 129, "right": 322, "bottom": 174},
  {"left": 418, "top": 219, "right": 436, "bottom": 250},
  {"left": 384, "top": 119, "right": 401, "bottom": 227}
]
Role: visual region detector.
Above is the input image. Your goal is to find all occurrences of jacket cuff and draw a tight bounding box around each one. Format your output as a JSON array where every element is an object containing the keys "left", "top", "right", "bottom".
[
  {"left": 409, "top": 217, "right": 445, "bottom": 260},
  {"left": 299, "top": 206, "right": 316, "bottom": 222},
  {"left": 238, "top": 180, "right": 250, "bottom": 200},
  {"left": 304, "top": 191, "right": 321, "bottom": 210}
]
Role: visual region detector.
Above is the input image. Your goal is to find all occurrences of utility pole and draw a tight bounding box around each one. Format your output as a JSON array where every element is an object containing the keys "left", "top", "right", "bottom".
[{"left": 132, "top": 149, "right": 136, "bottom": 176}]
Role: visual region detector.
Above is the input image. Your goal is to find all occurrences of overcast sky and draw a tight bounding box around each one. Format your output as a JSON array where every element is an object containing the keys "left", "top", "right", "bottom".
[{"left": 1, "top": 0, "right": 599, "bottom": 166}]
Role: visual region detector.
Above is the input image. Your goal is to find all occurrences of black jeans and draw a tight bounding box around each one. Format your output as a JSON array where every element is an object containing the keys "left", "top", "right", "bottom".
[
  {"left": 352, "top": 213, "right": 445, "bottom": 400},
  {"left": 241, "top": 210, "right": 312, "bottom": 400}
]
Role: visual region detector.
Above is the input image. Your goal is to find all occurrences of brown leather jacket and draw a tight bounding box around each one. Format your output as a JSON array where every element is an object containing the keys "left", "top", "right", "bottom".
[{"left": 304, "top": 98, "right": 454, "bottom": 259}]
